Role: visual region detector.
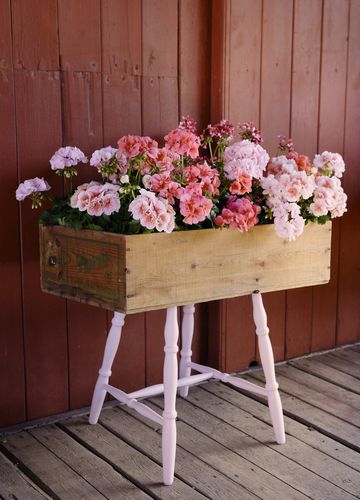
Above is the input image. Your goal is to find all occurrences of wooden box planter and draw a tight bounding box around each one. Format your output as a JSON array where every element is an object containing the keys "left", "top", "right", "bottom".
[{"left": 40, "top": 222, "right": 332, "bottom": 314}]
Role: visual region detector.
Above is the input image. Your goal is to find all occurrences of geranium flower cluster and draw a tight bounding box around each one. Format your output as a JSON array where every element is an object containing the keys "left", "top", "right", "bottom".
[
  {"left": 15, "top": 118, "right": 347, "bottom": 240},
  {"left": 70, "top": 181, "right": 120, "bottom": 217}
]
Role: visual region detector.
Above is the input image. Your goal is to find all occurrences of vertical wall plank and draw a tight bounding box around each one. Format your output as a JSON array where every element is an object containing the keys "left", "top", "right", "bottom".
[
  {"left": 337, "top": 0, "right": 360, "bottom": 345},
  {"left": 58, "top": 0, "right": 101, "bottom": 72},
  {"left": 259, "top": 0, "right": 294, "bottom": 361},
  {"left": 142, "top": 0, "right": 179, "bottom": 385},
  {"left": 227, "top": 0, "right": 262, "bottom": 124},
  {"left": 210, "top": 0, "right": 262, "bottom": 372},
  {"left": 311, "top": 0, "right": 349, "bottom": 352},
  {"left": 11, "top": 0, "right": 68, "bottom": 420},
  {"left": 15, "top": 70, "right": 68, "bottom": 419},
  {"left": 177, "top": 0, "right": 212, "bottom": 365},
  {"left": 179, "top": 0, "right": 211, "bottom": 129},
  {"left": 101, "top": 0, "right": 146, "bottom": 393},
  {"left": 12, "top": 0, "right": 58, "bottom": 71},
  {"left": 58, "top": 0, "right": 108, "bottom": 409},
  {"left": 286, "top": 0, "right": 322, "bottom": 359},
  {"left": 0, "top": 0, "right": 25, "bottom": 426},
  {"left": 102, "top": 0, "right": 142, "bottom": 143}
]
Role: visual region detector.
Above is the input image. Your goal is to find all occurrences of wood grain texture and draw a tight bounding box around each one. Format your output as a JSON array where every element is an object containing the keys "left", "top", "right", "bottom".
[
  {"left": 40, "top": 223, "right": 332, "bottom": 314},
  {"left": 259, "top": 0, "right": 294, "bottom": 362},
  {"left": 14, "top": 69, "right": 68, "bottom": 420},
  {"left": 227, "top": 0, "right": 262, "bottom": 124},
  {"left": 101, "top": 406, "right": 257, "bottom": 499},
  {"left": 101, "top": 0, "right": 142, "bottom": 76},
  {"left": 312, "top": 0, "right": 350, "bottom": 352},
  {"left": 2, "top": 431, "right": 106, "bottom": 498},
  {"left": 209, "top": 0, "right": 262, "bottom": 372},
  {"left": 150, "top": 398, "right": 308, "bottom": 498},
  {"left": 62, "top": 417, "right": 206, "bottom": 498},
  {"left": 142, "top": 0, "right": 178, "bottom": 77},
  {"left": 58, "top": 0, "right": 101, "bottom": 72},
  {"left": 0, "top": 0, "right": 26, "bottom": 427},
  {"left": 12, "top": 0, "right": 58, "bottom": 71},
  {"left": 101, "top": 12, "right": 146, "bottom": 396},
  {"left": 179, "top": 0, "right": 211, "bottom": 128},
  {"left": 286, "top": 0, "right": 322, "bottom": 359},
  {"left": 337, "top": 0, "right": 360, "bottom": 345},
  {"left": 0, "top": 452, "right": 48, "bottom": 499}
]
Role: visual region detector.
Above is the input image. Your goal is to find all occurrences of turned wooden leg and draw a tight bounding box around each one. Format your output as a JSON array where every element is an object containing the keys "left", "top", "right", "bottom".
[
  {"left": 162, "top": 306, "right": 179, "bottom": 485},
  {"left": 252, "top": 292, "right": 286, "bottom": 444},
  {"left": 179, "top": 304, "right": 195, "bottom": 398},
  {"left": 89, "top": 312, "right": 125, "bottom": 425}
]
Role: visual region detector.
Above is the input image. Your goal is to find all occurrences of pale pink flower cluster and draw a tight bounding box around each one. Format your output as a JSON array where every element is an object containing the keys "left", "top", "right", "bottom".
[
  {"left": 117, "top": 135, "right": 158, "bottom": 160},
  {"left": 261, "top": 166, "right": 315, "bottom": 205},
  {"left": 313, "top": 151, "right": 345, "bottom": 178},
  {"left": 261, "top": 155, "right": 316, "bottom": 239},
  {"left": 70, "top": 181, "right": 120, "bottom": 216},
  {"left": 50, "top": 147, "right": 87, "bottom": 171},
  {"left": 16, "top": 177, "right": 50, "bottom": 201},
  {"left": 272, "top": 203, "right": 305, "bottom": 241},
  {"left": 129, "top": 189, "right": 175, "bottom": 233},
  {"left": 90, "top": 146, "right": 117, "bottom": 168},
  {"left": 179, "top": 183, "right": 213, "bottom": 224},
  {"left": 214, "top": 196, "right": 260, "bottom": 232},
  {"left": 310, "top": 176, "right": 347, "bottom": 218},
  {"left": 223, "top": 140, "right": 270, "bottom": 181},
  {"left": 164, "top": 128, "right": 200, "bottom": 159}
]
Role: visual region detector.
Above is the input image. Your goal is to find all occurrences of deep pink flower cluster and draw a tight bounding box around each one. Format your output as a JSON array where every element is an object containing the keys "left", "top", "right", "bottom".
[
  {"left": 214, "top": 196, "right": 260, "bottom": 232},
  {"left": 238, "top": 122, "right": 263, "bottom": 144},
  {"left": 277, "top": 134, "right": 295, "bottom": 153},
  {"left": 178, "top": 115, "right": 197, "bottom": 134},
  {"left": 203, "top": 119, "right": 235, "bottom": 139},
  {"left": 179, "top": 183, "right": 213, "bottom": 224}
]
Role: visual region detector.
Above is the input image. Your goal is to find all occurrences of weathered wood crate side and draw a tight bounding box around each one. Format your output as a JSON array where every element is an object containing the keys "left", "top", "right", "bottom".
[{"left": 40, "top": 222, "right": 332, "bottom": 314}]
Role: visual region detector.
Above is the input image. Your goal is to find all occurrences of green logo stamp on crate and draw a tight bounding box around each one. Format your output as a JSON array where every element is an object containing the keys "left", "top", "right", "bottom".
[{"left": 76, "top": 252, "right": 110, "bottom": 273}]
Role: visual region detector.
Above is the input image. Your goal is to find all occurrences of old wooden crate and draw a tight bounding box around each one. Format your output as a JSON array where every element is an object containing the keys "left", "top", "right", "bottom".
[{"left": 40, "top": 222, "right": 332, "bottom": 314}]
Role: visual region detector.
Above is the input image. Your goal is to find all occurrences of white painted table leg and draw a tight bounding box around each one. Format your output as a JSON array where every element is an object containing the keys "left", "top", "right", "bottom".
[
  {"left": 252, "top": 292, "right": 286, "bottom": 444},
  {"left": 179, "top": 304, "right": 195, "bottom": 398},
  {"left": 162, "top": 306, "right": 179, "bottom": 485},
  {"left": 89, "top": 312, "right": 125, "bottom": 425}
]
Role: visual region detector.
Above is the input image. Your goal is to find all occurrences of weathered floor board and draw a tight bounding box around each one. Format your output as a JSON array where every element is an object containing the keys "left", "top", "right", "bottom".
[{"left": 0, "top": 345, "right": 359, "bottom": 499}]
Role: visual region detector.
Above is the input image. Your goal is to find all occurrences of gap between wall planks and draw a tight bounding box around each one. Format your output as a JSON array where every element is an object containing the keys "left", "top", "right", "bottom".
[
  {"left": 209, "top": 0, "right": 360, "bottom": 373},
  {"left": 285, "top": 0, "right": 322, "bottom": 359},
  {"left": 0, "top": 0, "right": 26, "bottom": 425},
  {"left": 337, "top": 0, "right": 360, "bottom": 346}
]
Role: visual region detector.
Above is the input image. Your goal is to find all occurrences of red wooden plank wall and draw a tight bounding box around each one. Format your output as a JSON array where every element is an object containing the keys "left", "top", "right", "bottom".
[
  {"left": 0, "top": 0, "right": 211, "bottom": 427},
  {"left": 0, "top": 0, "right": 359, "bottom": 427},
  {"left": 209, "top": 0, "right": 360, "bottom": 373}
]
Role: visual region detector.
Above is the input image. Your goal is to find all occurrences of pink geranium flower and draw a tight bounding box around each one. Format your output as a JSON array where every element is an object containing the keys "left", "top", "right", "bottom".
[
  {"left": 179, "top": 183, "right": 213, "bottom": 224},
  {"left": 214, "top": 196, "right": 260, "bottom": 232},
  {"left": 164, "top": 129, "right": 200, "bottom": 159},
  {"left": 70, "top": 181, "right": 120, "bottom": 217}
]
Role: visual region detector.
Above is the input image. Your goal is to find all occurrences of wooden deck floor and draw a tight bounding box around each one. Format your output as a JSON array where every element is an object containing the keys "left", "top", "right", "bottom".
[{"left": 1, "top": 344, "right": 360, "bottom": 499}]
